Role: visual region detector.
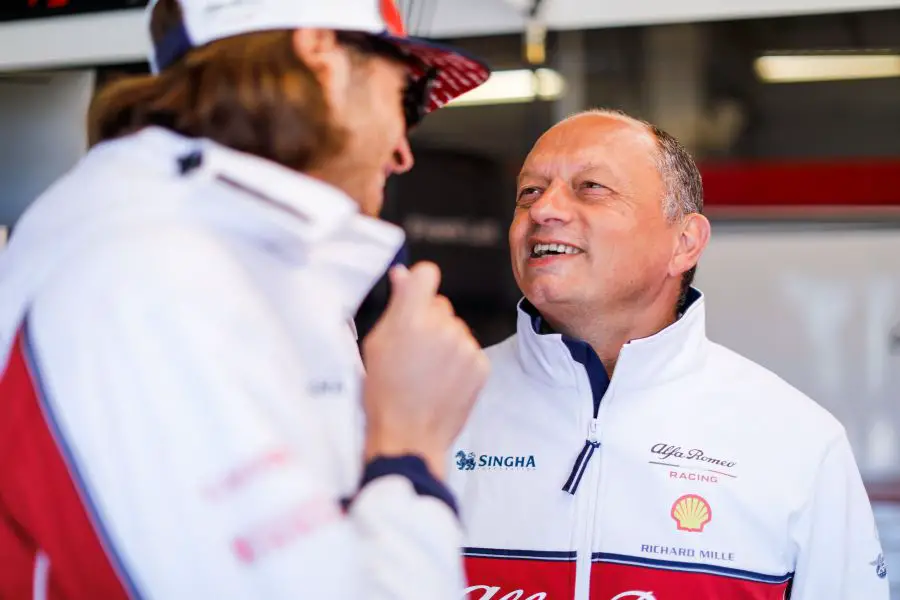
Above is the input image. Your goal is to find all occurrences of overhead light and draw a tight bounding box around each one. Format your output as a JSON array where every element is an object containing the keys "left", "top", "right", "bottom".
[
  {"left": 754, "top": 53, "right": 900, "bottom": 83},
  {"left": 446, "top": 68, "right": 566, "bottom": 107}
]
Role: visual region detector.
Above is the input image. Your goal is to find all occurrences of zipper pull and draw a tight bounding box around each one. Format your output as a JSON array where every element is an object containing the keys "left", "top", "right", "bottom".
[
  {"left": 588, "top": 418, "right": 600, "bottom": 444},
  {"left": 562, "top": 421, "right": 602, "bottom": 495}
]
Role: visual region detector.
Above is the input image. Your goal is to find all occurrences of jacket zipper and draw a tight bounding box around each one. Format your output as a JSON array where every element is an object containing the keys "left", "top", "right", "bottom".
[
  {"left": 561, "top": 332, "right": 612, "bottom": 496},
  {"left": 570, "top": 346, "right": 627, "bottom": 599},
  {"left": 573, "top": 416, "right": 602, "bottom": 599}
]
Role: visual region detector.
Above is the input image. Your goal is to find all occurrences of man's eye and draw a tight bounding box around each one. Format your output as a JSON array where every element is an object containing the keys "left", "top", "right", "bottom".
[
  {"left": 517, "top": 187, "right": 541, "bottom": 202},
  {"left": 515, "top": 188, "right": 540, "bottom": 207},
  {"left": 582, "top": 181, "right": 606, "bottom": 190}
]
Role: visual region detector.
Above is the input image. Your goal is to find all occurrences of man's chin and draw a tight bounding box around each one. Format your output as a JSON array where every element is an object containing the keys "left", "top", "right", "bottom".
[{"left": 523, "top": 280, "right": 578, "bottom": 308}]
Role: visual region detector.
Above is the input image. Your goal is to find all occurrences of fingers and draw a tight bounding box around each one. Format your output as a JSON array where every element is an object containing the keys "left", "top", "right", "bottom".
[
  {"left": 445, "top": 342, "right": 491, "bottom": 414},
  {"left": 443, "top": 316, "right": 489, "bottom": 382},
  {"left": 362, "top": 259, "right": 491, "bottom": 459},
  {"left": 387, "top": 264, "right": 409, "bottom": 288},
  {"left": 405, "top": 262, "right": 442, "bottom": 309},
  {"left": 387, "top": 261, "right": 442, "bottom": 313},
  {"left": 432, "top": 295, "right": 454, "bottom": 318}
]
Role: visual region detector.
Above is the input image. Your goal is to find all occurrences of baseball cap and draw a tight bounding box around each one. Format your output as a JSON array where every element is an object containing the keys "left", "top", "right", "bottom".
[{"left": 147, "top": 0, "right": 491, "bottom": 128}]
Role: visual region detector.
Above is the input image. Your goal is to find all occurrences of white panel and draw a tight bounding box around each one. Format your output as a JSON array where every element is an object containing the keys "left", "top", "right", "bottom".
[
  {"left": 0, "top": 71, "right": 95, "bottom": 225},
  {"left": 0, "top": 10, "right": 149, "bottom": 71},
  {"left": 547, "top": 0, "right": 900, "bottom": 29},
  {"left": 499, "top": 0, "right": 533, "bottom": 11},
  {"left": 695, "top": 225, "right": 900, "bottom": 479}
]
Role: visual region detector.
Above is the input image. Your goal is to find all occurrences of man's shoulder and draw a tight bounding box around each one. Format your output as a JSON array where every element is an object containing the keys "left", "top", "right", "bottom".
[
  {"left": 705, "top": 341, "right": 846, "bottom": 442},
  {"left": 26, "top": 223, "right": 247, "bottom": 330},
  {"left": 464, "top": 335, "right": 528, "bottom": 412},
  {"left": 482, "top": 334, "right": 531, "bottom": 381},
  {"left": 61, "top": 223, "right": 229, "bottom": 278}
]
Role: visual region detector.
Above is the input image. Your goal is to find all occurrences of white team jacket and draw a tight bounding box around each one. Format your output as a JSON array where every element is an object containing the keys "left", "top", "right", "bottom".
[
  {"left": 449, "top": 292, "right": 889, "bottom": 600},
  {"left": 0, "top": 127, "right": 464, "bottom": 599}
]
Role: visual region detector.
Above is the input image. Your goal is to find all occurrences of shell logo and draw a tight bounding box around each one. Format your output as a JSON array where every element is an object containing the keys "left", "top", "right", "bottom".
[{"left": 671, "top": 494, "right": 712, "bottom": 532}]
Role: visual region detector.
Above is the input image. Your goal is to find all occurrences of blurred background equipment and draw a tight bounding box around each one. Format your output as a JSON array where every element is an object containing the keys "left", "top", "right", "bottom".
[{"left": 1, "top": 0, "right": 899, "bottom": 594}]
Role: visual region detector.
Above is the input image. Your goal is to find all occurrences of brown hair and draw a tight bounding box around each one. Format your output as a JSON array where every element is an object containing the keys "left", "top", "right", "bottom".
[
  {"left": 87, "top": 0, "right": 347, "bottom": 172},
  {"left": 646, "top": 124, "right": 704, "bottom": 312}
]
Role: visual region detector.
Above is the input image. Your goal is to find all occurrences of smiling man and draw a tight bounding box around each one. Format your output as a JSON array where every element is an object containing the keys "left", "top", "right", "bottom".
[{"left": 449, "top": 109, "right": 887, "bottom": 600}]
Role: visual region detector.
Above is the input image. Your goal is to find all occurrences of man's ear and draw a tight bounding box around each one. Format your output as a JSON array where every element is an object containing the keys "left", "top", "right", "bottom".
[
  {"left": 292, "top": 29, "right": 352, "bottom": 114},
  {"left": 670, "top": 213, "right": 711, "bottom": 278}
]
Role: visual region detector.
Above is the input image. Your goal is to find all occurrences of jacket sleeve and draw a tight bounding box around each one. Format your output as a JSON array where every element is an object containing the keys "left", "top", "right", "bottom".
[
  {"left": 788, "top": 432, "right": 890, "bottom": 600},
  {"left": 23, "top": 228, "right": 465, "bottom": 600}
]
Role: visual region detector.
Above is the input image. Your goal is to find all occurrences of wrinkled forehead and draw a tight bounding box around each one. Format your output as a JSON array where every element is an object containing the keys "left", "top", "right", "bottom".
[{"left": 520, "top": 116, "right": 660, "bottom": 182}]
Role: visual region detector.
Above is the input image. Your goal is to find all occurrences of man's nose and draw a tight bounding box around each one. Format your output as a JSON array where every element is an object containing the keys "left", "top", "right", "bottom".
[
  {"left": 390, "top": 137, "right": 415, "bottom": 175},
  {"left": 529, "top": 180, "right": 574, "bottom": 225}
]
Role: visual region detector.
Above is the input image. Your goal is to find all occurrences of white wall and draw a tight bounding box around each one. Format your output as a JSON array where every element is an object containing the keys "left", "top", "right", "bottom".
[
  {"left": 546, "top": 0, "right": 900, "bottom": 29},
  {"left": 0, "top": 71, "right": 95, "bottom": 226},
  {"left": 695, "top": 224, "right": 900, "bottom": 479}
]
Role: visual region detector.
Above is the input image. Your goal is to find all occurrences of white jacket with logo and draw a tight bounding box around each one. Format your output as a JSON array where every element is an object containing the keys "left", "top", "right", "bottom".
[
  {"left": 449, "top": 292, "right": 888, "bottom": 600},
  {"left": 0, "top": 127, "right": 464, "bottom": 600}
]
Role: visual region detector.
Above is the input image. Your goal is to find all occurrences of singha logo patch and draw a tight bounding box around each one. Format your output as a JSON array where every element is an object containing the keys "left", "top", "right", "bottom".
[{"left": 456, "top": 450, "right": 476, "bottom": 471}]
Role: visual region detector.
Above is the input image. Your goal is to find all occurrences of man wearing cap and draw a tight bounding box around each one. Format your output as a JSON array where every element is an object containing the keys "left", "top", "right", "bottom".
[
  {"left": 0, "top": 0, "right": 490, "bottom": 598},
  {"left": 449, "top": 109, "right": 888, "bottom": 599}
]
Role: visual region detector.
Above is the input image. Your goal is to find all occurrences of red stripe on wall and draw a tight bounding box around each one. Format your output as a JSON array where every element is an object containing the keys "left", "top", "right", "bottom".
[{"left": 700, "top": 161, "right": 900, "bottom": 207}]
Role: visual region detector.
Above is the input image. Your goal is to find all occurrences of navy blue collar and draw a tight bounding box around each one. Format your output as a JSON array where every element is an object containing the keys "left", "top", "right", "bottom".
[
  {"left": 519, "top": 287, "right": 703, "bottom": 419},
  {"left": 519, "top": 298, "right": 610, "bottom": 416},
  {"left": 522, "top": 287, "right": 702, "bottom": 337}
]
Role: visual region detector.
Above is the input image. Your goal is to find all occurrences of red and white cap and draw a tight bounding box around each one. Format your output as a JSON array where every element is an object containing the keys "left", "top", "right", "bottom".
[{"left": 147, "top": 0, "right": 491, "bottom": 120}]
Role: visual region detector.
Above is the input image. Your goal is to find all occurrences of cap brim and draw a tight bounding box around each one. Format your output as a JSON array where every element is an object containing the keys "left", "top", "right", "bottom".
[{"left": 378, "top": 35, "right": 491, "bottom": 114}]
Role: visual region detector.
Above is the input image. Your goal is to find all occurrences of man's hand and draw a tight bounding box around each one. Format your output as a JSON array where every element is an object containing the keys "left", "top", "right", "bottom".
[{"left": 361, "top": 262, "right": 490, "bottom": 480}]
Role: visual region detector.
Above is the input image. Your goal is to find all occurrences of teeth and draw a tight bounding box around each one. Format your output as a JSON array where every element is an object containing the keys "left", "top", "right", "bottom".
[{"left": 532, "top": 243, "right": 581, "bottom": 257}]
